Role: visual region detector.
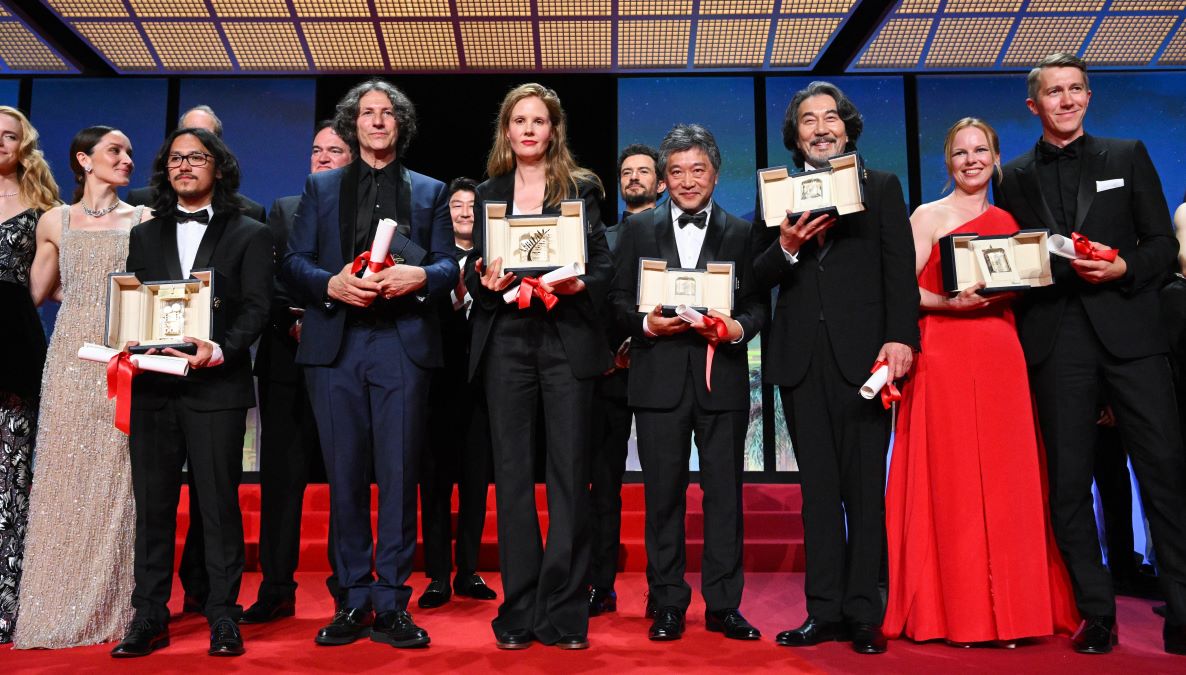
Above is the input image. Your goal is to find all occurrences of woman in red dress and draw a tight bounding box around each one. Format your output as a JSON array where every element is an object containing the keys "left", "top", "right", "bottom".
[{"left": 882, "top": 117, "right": 1078, "bottom": 645}]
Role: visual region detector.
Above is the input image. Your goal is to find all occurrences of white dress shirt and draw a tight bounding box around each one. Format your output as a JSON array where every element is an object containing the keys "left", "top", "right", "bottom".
[{"left": 174, "top": 204, "right": 223, "bottom": 366}]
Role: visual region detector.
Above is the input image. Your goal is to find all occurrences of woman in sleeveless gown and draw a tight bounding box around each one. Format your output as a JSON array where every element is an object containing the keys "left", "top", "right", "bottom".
[
  {"left": 0, "top": 107, "right": 60, "bottom": 643},
  {"left": 13, "top": 126, "right": 148, "bottom": 648},
  {"left": 883, "top": 118, "right": 1079, "bottom": 645}
]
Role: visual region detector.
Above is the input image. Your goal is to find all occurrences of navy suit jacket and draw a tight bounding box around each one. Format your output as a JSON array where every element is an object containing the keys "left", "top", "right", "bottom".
[{"left": 281, "top": 160, "right": 457, "bottom": 368}]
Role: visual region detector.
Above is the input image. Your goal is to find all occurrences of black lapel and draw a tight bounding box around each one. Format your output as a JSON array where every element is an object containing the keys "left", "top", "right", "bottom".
[
  {"left": 192, "top": 211, "right": 228, "bottom": 271},
  {"left": 159, "top": 217, "right": 184, "bottom": 280},
  {"left": 338, "top": 160, "right": 359, "bottom": 261},
  {"left": 396, "top": 163, "right": 413, "bottom": 238},
  {"left": 695, "top": 203, "right": 725, "bottom": 269},
  {"left": 1015, "top": 153, "right": 1060, "bottom": 233},
  {"left": 654, "top": 203, "right": 679, "bottom": 267},
  {"left": 1074, "top": 136, "right": 1106, "bottom": 233}
]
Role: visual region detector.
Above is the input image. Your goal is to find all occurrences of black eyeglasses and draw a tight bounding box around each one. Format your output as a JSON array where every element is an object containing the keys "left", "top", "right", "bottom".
[{"left": 167, "top": 152, "right": 213, "bottom": 168}]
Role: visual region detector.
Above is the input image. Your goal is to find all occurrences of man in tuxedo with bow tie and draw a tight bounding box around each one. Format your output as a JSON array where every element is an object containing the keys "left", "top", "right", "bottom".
[
  {"left": 112, "top": 127, "right": 272, "bottom": 658},
  {"left": 282, "top": 79, "right": 456, "bottom": 649},
  {"left": 608, "top": 124, "right": 767, "bottom": 642},
  {"left": 995, "top": 52, "right": 1186, "bottom": 656}
]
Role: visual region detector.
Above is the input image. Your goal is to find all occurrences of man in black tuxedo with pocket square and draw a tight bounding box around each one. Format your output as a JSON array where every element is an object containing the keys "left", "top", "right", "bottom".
[
  {"left": 995, "top": 52, "right": 1186, "bottom": 656},
  {"left": 112, "top": 127, "right": 272, "bottom": 658},
  {"left": 757, "top": 81, "right": 919, "bottom": 655},
  {"left": 609, "top": 124, "right": 767, "bottom": 642}
]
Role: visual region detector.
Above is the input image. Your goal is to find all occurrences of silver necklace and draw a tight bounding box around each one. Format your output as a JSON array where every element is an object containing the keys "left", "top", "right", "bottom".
[
  {"left": 82, "top": 200, "right": 119, "bottom": 218},
  {"left": 0, "top": 191, "right": 16, "bottom": 197}
]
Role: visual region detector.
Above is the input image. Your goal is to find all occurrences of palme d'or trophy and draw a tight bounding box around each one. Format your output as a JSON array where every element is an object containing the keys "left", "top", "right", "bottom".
[{"left": 156, "top": 283, "right": 190, "bottom": 342}]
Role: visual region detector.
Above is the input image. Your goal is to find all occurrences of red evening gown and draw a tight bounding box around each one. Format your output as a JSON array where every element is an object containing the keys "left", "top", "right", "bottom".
[{"left": 882, "top": 206, "right": 1079, "bottom": 643}]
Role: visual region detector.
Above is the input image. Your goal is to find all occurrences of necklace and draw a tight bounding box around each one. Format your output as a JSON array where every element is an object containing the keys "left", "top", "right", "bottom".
[
  {"left": 82, "top": 200, "right": 119, "bottom": 218},
  {"left": 0, "top": 191, "right": 16, "bottom": 197}
]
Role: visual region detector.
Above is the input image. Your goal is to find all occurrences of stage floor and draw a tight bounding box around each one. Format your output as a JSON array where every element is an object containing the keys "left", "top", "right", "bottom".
[{"left": 3, "top": 572, "right": 1176, "bottom": 674}]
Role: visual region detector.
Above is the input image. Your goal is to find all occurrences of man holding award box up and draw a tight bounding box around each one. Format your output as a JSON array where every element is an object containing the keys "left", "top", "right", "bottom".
[
  {"left": 282, "top": 79, "right": 457, "bottom": 649},
  {"left": 609, "top": 123, "right": 767, "bottom": 643}
]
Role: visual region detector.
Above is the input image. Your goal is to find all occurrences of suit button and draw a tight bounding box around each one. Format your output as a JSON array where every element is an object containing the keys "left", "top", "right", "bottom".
[{"left": 211, "top": 297, "right": 222, "bottom": 309}]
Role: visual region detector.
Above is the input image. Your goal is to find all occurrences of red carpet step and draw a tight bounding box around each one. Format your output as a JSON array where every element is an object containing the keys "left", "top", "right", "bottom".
[{"left": 176, "top": 483, "right": 805, "bottom": 574}]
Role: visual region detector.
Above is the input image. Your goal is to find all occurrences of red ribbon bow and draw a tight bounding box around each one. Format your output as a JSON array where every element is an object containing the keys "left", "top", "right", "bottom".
[
  {"left": 350, "top": 251, "right": 396, "bottom": 276},
  {"left": 517, "top": 276, "right": 559, "bottom": 311},
  {"left": 871, "top": 360, "right": 901, "bottom": 410},
  {"left": 1071, "top": 232, "right": 1118, "bottom": 262},
  {"left": 106, "top": 352, "right": 141, "bottom": 435},
  {"left": 700, "top": 315, "right": 731, "bottom": 393}
]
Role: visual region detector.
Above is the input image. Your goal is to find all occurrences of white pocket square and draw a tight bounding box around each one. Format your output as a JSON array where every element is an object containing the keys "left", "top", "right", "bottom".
[{"left": 1096, "top": 178, "right": 1124, "bottom": 192}]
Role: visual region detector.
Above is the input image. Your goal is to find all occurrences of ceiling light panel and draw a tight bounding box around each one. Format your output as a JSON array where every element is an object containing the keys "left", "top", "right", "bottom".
[
  {"left": 223, "top": 21, "right": 308, "bottom": 70},
  {"left": 459, "top": 20, "right": 535, "bottom": 69},
  {"left": 381, "top": 21, "right": 459, "bottom": 70},
  {"left": 539, "top": 20, "right": 612, "bottom": 69}
]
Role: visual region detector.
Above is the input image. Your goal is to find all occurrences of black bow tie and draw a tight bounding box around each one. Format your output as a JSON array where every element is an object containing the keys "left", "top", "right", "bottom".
[
  {"left": 1037, "top": 141, "right": 1077, "bottom": 164},
  {"left": 677, "top": 211, "right": 707, "bottom": 229},
  {"left": 174, "top": 208, "right": 210, "bottom": 224}
]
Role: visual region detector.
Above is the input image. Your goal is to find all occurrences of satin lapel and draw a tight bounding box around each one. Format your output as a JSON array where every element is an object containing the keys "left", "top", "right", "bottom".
[
  {"left": 338, "top": 161, "right": 359, "bottom": 261},
  {"left": 396, "top": 164, "right": 413, "bottom": 237},
  {"left": 160, "top": 217, "right": 184, "bottom": 280},
  {"left": 1015, "top": 155, "right": 1060, "bottom": 233},
  {"left": 695, "top": 205, "right": 725, "bottom": 269},
  {"left": 1074, "top": 137, "right": 1106, "bottom": 233},
  {"left": 192, "top": 212, "right": 227, "bottom": 271},
  {"left": 654, "top": 203, "right": 679, "bottom": 267}
]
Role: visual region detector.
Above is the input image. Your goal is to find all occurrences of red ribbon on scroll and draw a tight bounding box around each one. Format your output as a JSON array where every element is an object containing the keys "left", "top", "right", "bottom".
[
  {"left": 871, "top": 360, "right": 901, "bottom": 410},
  {"left": 1071, "top": 232, "right": 1118, "bottom": 263},
  {"left": 106, "top": 351, "right": 140, "bottom": 435},
  {"left": 517, "top": 276, "right": 559, "bottom": 311},
  {"left": 701, "top": 315, "right": 731, "bottom": 393},
  {"left": 350, "top": 251, "right": 396, "bottom": 276}
]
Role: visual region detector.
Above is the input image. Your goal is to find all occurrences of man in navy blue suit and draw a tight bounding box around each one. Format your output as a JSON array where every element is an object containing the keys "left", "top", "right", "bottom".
[{"left": 282, "top": 79, "right": 457, "bottom": 649}]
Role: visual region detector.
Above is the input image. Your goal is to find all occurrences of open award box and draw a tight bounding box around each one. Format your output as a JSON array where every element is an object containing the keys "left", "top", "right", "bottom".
[
  {"left": 636, "top": 259, "right": 735, "bottom": 316},
  {"left": 483, "top": 200, "right": 587, "bottom": 275},
  {"left": 758, "top": 151, "right": 866, "bottom": 227},
  {"left": 939, "top": 229, "right": 1053, "bottom": 294},
  {"left": 105, "top": 269, "right": 223, "bottom": 355}
]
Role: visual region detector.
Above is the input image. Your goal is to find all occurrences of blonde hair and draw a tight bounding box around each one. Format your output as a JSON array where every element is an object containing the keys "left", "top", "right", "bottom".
[
  {"left": 485, "top": 83, "right": 603, "bottom": 207},
  {"left": 0, "top": 106, "right": 60, "bottom": 212},
  {"left": 943, "top": 116, "right": 1001, "bottom": 192}
]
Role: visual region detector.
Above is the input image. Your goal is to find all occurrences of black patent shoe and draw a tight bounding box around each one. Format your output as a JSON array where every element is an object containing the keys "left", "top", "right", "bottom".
[
  {"left": 111, "top": 618, "right": 170, "bottom": 657},
  {"left": 850, "top": 622, "right": 887, "bottom": 654},
  {"left": 776, "top": 616, "right": 850, "bottom": 647},
  {"left": 418, "top": 578, "right": 452, "bottom": 609},
  {"left": 314, "top": 607, "right": 374, "bottom": 646},
  {"left": 371, "top": 610, "right": 430, "bottom": 648},
  {"left": 239, "top": 596, "right": 296, "bottom": 624},
  {"left": 208, "top": 618, "right": 245, "bottom": 657},
  {"left": 495, "top": 628, "right": 534, "bottom": 650},
  {"left": 556, "top": 634, "right": 589, "bottom": 649},
  {"left": 588, "top": 587, "right": 618, "bottom": 616},
  {"left": 705, "top": 609, "right": 761, "bottom": 640},
  {"left": 453, "top": 573, "right": 497, "bottom": 601},
  {"left": 648, "top": 607, "right": 686, "bottom": 641},
  {"left": 1071, "top": 617, "right": 1118, "bottom": 655}
]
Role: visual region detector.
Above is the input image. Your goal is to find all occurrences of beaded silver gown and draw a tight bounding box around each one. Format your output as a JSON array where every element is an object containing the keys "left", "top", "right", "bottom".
[{"left": 14, "top": 206, "right": 143, "bottom": 648}]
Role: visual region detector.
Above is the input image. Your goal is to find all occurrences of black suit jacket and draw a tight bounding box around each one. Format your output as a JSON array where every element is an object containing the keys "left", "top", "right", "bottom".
[
  {"left": 125, "top": 210, "right": 273, "bottom": 410},
  {"left": 127, "top": 185, "right": 267, "bottom": 223},
  {"left": 753, "top": 168, "right": 919, "bottom": 387},
  {"left": 464, "top": 173, "right": 613, "bottom": 381},
  {"left": 995, "top": 134, "right": 1177, "bottom": 364},
  {"left": 609, "top": 202, "right": 767, "bottom": 411},
  {"left": 254, "top": 194, "right": 302, "bottom": 383}
]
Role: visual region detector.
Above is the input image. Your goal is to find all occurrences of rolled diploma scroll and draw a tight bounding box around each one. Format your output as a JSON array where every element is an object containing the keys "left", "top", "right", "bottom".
[
  {"left": 78, "top": 343, "right": 190, "bottom": 377},
  {"left": 502, "top": 263, "right": 582, "bottom": 304},
  {"left": 1047, "top": 234, "right": 1081, "bottom": 260},
  {"left": 859, "top": 364, "right": 889, "bottom": 400},
  {"left": 675, "top": 304, "right": 707, "bottom": 327},
  {"left": 364, "top": 218, "right": 398, "bottom": 278}
]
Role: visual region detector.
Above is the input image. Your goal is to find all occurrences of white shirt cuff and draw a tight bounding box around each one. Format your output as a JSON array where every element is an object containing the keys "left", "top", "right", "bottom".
[
  {"left": 642, "top": 314, "right": 658, "bottom": 337},
  {"left": 209, "top": 344, "right": 225, "bottom": 367},
  {"left": 781, "top": 245, "right": 799, "bottom": 265}
]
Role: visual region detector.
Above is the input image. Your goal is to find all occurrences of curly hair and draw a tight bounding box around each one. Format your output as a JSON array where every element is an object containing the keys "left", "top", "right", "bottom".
[
  {"left": 485, "top": 83, "right": 603, "bottom": 207},
  {"left": 0, "top": 106, "right": 60, "bottom": 212},
  {"left": 148, "top": 128, "right": 242, "bottom": 217},
  {"left": 333, "top": 79, "right": 418, "bottom": 158}
]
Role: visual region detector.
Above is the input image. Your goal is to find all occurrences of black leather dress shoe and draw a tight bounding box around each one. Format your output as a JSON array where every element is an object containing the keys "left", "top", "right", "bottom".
[
  {"left": 495, "top": 628, "right": 534, "bottom": 650},
  {"left": 209, "top": 618, "right": 245, "bottom": 657},
  {"left": 1071, "top": 616, "right": 1118, "bottom": 654},
  {"left": 556, "top": 634, "right": 589, "bottom": 650},
  {"left": 418, "top": 578, "right": 451, "bottom": 609},
  {"left": 850, "top": 622, "right": 887, "bottom": 654},
  {"left": 1163, "top": 621, "right": 1186, "bottom": 655},
  {"left": 588, "top": 587, "right": 617, "bottom": 616},
  {"left": 371, "top": 610, "right": 430, "bottom": 648},
  {"left": 111, "top": 618, "right": 170, "bottom": 657},
  {"left": 648, "top": 607, "right": 686, "bottom": 641},
  {"left": 454, "top": 573, "right": 497, "bottom": 601},
  {"left": 315, "top": 608, "right": 374, "bottom": 646},
  {"left": 182, "top": 593, "right": 205, "bottom": 614},
  {"left": 706, "top": 609, "right": 761, "bottom": 640},
  {"left": 239, "top": 596, "right": 296, "bottom": 624},
  {"left": 776, "top": 617, "right": 850, "bottom": 647}
]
